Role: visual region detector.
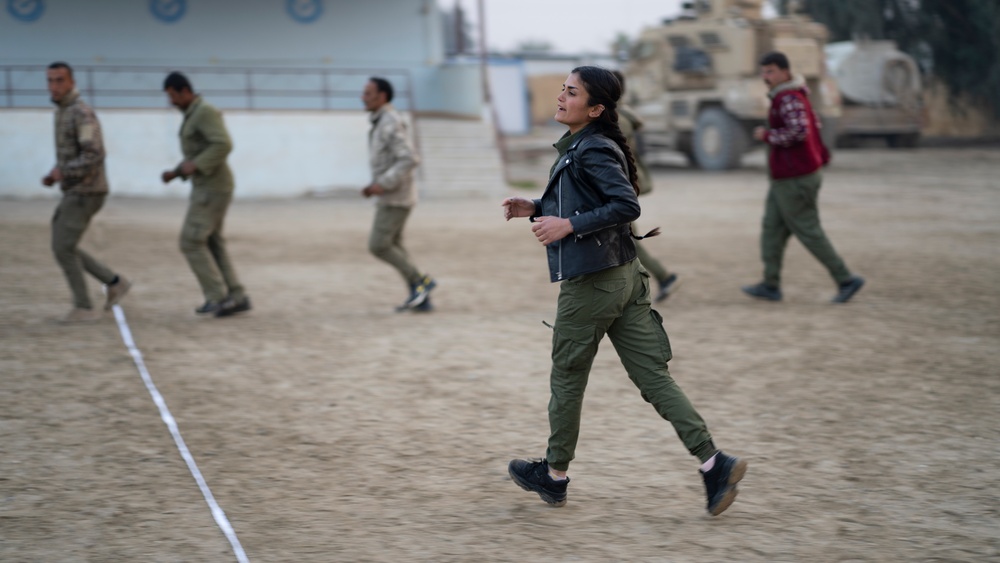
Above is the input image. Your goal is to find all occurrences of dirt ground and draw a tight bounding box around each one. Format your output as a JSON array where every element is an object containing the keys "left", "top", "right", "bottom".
[{"left": 2, "top": 145, "right": 999, "bottom": 563}]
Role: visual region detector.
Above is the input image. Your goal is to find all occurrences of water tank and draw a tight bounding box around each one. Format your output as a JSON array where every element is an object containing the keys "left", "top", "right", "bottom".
[{"left": 825, "top": 40, "right": 921, "bottom": 107}]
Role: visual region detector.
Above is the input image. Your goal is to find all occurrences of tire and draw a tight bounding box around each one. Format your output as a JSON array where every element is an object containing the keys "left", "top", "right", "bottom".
[
  {"left": 692, "top": 107, "right": 747, "bottom": 170},
  {"left": 887, "top": 133, "right": 920, "bottom": 148}
]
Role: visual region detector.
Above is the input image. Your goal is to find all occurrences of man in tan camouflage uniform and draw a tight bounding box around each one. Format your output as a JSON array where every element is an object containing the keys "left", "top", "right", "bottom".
[
  {"left": 361, "top": 77, "right": 436, "bottom": 312},
  {"left": 42, "top": 62, "right": 130, "bottom": 323},
  {"left": 161, "top": 72, "right": 250, "bottom": 318},
  {"left": 613, "top": 70, "right": 680, "bottom": 302}
]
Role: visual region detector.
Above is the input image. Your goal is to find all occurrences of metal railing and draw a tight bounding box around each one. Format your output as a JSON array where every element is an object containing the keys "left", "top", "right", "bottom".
[
  {"left": 1, "top": 64, "right": 416, "bottom": 112},
  {"left": 3, "top": 63, "right": 423, "bottom": 169}
]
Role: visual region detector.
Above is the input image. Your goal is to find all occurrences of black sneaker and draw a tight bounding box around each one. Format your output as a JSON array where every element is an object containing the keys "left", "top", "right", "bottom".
[
  {"left": 508, "top": 458, "right": 569, "bottom": 507},
  {"left": 741, "top": 282, "right": 782, "bottom": 302},
  {"left": 403, "top": 275, "right": 437, "bottom": 309},
  {"left": 396, "top": 281, "right": 419, "bottom": 312},
  {"left": 411, "top": 298, "right": 434, "bottom": 313},
  {"left": 655, "top": 273, "right": 681, "bottom": 302},
  {"left": 831, "top": 276, "right": 865, "bottom": 303},
  {"left": 215, "top": 296, "right": 252, "bottom": 318},
  {"left": 195, "top": 300, "right": 223, "bottom": 315},
  {"left": 700, "top": 451, "right": 748, "bottom": 516}
]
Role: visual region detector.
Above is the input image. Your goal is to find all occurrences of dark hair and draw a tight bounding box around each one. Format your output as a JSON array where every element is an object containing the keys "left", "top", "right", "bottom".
[
  {"left": 163, "top": 71, "right": 193, "bottom": 92},
  {"left": 759, "top": 51, "right": 790, "bottom": 70},
  {"left": 571, "top": 66, "right": 639, "bottom": 196},
  {"left": 611, "top": 69, "right": 627, "bottom": 93},
  {"left": 369, "top": 76, "right": 394, "bottom": 103},
  {"left": 48, "top": 61, "right": 73, "bottom": 79},
  {"left": 571, "top": 66, "right": 658, "bottom": 238}
]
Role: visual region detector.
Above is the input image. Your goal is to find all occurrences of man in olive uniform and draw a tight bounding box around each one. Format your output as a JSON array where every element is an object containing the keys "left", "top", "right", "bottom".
[
  {"left": 745, "top": 52, "right": 864, "bottom": 303},
  {"left": 613, "top": 70, "right": 679, "bottom": 302},
  {"left": 42, "top": 62, "right": 131, "bottom": 323},
  {"left": 161, "top": 72, "right": 250, "bottom": 317},
  {"left": 361, "top": 77, "right": 436, "bottom": 312}
]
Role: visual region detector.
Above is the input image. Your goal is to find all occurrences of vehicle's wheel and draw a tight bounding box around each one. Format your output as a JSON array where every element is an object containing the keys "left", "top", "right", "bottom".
[
  {"left": 692, "top": 107, "right": 747, "bottom": 170},
  {"left": 887, "top": 133, "right": 920, "bottom": 148}
]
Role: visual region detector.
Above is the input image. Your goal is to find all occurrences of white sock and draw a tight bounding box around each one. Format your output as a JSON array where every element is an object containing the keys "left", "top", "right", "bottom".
[
  {"left": 700, "top": 453, "right": 718, "bottom": 473},
  {"left": 548, "top": 470, "right": 568, "bottom": 481}
]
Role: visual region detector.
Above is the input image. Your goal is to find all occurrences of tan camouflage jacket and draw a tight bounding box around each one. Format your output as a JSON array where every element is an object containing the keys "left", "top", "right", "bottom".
[
  {"left": 618, "top": 103, "right": 652, "bottom": 195},
  {"left": 368, "top": 103, "right": 419, "bottom": 207},
  {"left": 174, "top": 96, "right": 234, "bottom": 193},
  {"left": 53, "top": 90, "right": 108, "bottom": 195}
]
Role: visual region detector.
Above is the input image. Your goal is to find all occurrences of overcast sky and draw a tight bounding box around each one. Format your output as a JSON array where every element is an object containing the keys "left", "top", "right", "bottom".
[{"left": 464, "top": 0, "right": 686, "bottom": 54}]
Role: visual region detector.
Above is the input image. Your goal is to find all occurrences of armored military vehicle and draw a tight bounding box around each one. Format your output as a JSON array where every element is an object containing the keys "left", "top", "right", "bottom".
[
  {"left": 825, "top": 40, "right": 923, "bottom": 148},
  {"left": 624, "top": 0, "right": 841, "bottom": 170}
]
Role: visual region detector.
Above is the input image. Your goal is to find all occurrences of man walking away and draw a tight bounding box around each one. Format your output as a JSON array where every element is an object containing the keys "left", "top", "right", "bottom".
[
  {"left": 161, "top": 72, "right": 251, "bottom": 318},
  {"left": 744, "top": 51, "right": 864, "bottom": 304},
  {"left": 42, "top": 62, "right": 130, "bottom": 323}
]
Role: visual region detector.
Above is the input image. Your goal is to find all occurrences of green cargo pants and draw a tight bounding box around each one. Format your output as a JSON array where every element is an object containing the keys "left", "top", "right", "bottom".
[
  {"left": 546, "top": 259, "right": 716, "bottom": 470},
  {"left": 51, "top": 194, "right": 116, "bottom": 309},
  {"left": 179, "top": 189, "right": 245, "bottom": 303},
  {"left": 368, "top": 204, "right": 421, "bottom": 286},
  {"left": 633, "top": 236, "right": 670, "bottom": 283},
  {"left": 761, "top": 172, "right": 852, "bottom": 287}
]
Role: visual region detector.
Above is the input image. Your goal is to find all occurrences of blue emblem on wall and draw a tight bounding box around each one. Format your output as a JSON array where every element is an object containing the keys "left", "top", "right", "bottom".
[
  {"left": 150, "top": 0, "right": 186, "bottom": 23},
  {"left": 7, "top": 0, "right": 45, "bottom": 22},
  {"left": 286, "top": 0, "right": 322, "bottom": 24}
]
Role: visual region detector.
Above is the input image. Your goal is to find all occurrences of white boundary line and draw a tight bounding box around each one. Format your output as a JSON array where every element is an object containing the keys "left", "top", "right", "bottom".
[{"left": 111, "top": 304, "right": 250, "bottom": 563}]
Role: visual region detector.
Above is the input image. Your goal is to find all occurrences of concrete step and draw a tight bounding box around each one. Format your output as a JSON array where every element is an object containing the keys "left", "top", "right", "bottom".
[
  {"left": 418, "top": 156, "right": 503, "bottom": 167},
  {"left": 413, "top": 116, "right": 505, "bottom": 198},
  {"left": 420, "top": 140, "right": 498, "bottom": 149}
]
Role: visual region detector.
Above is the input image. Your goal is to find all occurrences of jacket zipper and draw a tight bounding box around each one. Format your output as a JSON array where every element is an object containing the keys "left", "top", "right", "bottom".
[{"left": 557, "top": 173, "right": 563, "bottom": 280}]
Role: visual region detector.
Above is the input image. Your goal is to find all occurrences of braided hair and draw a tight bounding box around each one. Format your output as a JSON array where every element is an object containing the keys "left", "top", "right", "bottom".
[{"left": 572, "top": 66, "right": 659, "bottom": 239}]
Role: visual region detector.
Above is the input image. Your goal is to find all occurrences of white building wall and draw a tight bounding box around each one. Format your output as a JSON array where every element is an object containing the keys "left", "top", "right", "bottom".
[
  {"left": 0, "top": 1, "right": 501, "bottom": 199},
  {"left": 2, "top": 108, "right": 373, "bottom": 199},
  {"left": 1, "top": 0, "right": 442, "bottom": 67},
  {"left": 0, "top": 0, "right": 479, "bottom": 114},
  {"left": 521, "top": 56, "right": 622, "bottom": 77},
  {"left": 487, "top": 60, "right": 530, "bottom": 135}
]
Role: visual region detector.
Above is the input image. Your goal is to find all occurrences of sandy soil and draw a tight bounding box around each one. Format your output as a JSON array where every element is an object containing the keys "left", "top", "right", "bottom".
[{"left": 1, "top": 146, "right": 998, "bottom": 562}]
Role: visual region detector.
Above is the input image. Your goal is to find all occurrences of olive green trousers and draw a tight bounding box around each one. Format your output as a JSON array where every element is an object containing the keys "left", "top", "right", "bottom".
[
  {"left": 761, "top": 172, "right": 852, "bottom": 287},
  {"left": 51, "top": 194, "right": 116, "bottom": 309},
  {"left": 546, "top": 259, "right": 716, "bottom": 470},
  {"left": 368, "top": 204, "right": 421, "bottom": 286},
  {"left": 633, "top": 238, "right": 670, "bottom": 283},
  {"left": 180, "top": 189, "right": 245, "bottom": 303}
]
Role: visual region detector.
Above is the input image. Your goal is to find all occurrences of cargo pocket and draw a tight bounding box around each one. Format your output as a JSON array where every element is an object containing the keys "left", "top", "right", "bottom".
[
  {"left": 552, "top": 321, "right": 599, "bottom": 373},
  {"left": 593, "top": 278, "right": 628, "bottom": 322},
  {"left": 180, "top": 218, "right": 210, "bottom": 251},
  {"left": 190, "top": 190, "right": 212, "bottom": 208},
  {"left": 636, "top": 268, "right": 652, "bottom": 305},
  {"left": 594, "top": 279, "right": 626, "bottom": 293},
  {"left": 57, "top": 197, "right": 89, "bottom": 231},
  {"left": 649, "top": 309, "right": 673, "bottom": 362}
]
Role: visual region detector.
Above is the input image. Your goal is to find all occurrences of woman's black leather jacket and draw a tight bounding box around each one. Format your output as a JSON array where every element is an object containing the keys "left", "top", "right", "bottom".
[{"left": 531, "top": 127, "right": 641, "bottom": 282}]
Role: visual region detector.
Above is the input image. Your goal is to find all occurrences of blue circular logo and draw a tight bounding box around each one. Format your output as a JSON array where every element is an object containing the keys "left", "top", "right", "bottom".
[
  {"left": 7, "top": 0, "right": 45, "bottom": 22},
  {"left": 150, "top": 0, "right": 185, "bottom": 23},
  {"left": 286, "top": 0, "right": 322, "bottom": 24}
]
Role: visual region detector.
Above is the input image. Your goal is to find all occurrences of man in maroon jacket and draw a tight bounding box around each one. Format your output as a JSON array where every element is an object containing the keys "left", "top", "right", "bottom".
[{"left": 743, "top": 51, "right": 864, "bottom": 304}]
